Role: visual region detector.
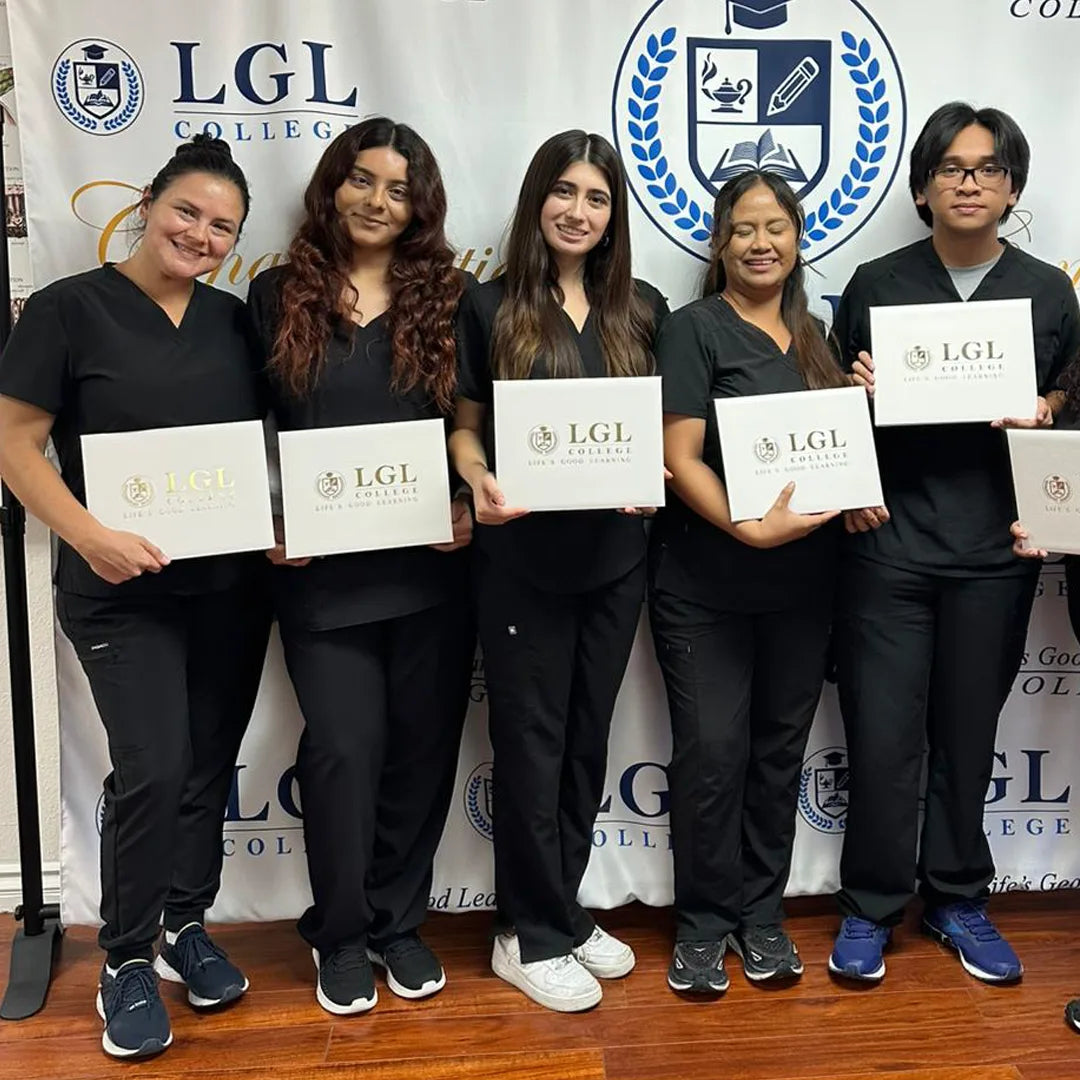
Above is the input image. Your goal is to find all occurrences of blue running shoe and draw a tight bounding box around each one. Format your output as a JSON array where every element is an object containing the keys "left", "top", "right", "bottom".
[
  {"left": 155, "top": 922, "right": 249, "bottom": 1008},
  {"left": 828, "top": 916, "right": 890, "bottom": 981},
  {"left": 96, "top": 959, "right": 172, "bottom": 1059},
  {"left": 923, "top": 901, "right": 1022, "bottom": 983}
]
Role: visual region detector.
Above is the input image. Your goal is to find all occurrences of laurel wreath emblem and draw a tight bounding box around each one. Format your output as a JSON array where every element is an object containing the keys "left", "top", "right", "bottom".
[
  {"left": 625, "top": 27, "right": 893, "bottom": 253},
  {"left": 54, "top": 56, "right": 142, "bottom": 134},
  {"left": 466, "top": 772, "right": 493, "bottom": 840},
  {"left": 798, "top": 765, "right": 844, "bottom": 833}
]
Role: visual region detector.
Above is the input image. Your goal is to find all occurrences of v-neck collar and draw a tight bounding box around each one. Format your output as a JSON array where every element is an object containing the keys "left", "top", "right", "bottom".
[
  {"left": 716, "top": 293, "right": 796, "bottom": 361},
  {"left": 919, "top": 237, "right": 1014, "bottom": 303},
  {"left": 560, "top": 305, "right": 592, "bottom": 337},
  {"left": 105, "top": 263, "right": 200, "bottom": 333}
]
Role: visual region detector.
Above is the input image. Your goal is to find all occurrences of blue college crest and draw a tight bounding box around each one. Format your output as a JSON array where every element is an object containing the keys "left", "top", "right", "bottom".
[
  {"left": 52, "top": 40, "right": 144, "bottom": 135},
  {"left": 799, "top": 746, "right": 849, "bottom": 833},
  {"left": 613, "top": 0, "right": 906, "bottom": 261}
]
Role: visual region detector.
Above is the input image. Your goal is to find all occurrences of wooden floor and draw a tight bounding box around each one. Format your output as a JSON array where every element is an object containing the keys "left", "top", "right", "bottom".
[{"left": 1, "top": 893, "right": 1079, "bottom": 1079}]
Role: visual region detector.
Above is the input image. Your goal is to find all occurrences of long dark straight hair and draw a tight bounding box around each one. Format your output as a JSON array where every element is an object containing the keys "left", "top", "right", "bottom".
[
  {"left": 271, "top": 118, "right": 462, "bottom": 410},
  {"left": 703, "top": 170, "right": 846, "bottom": 391},
  {"left": 491, "top": 130, "right": 654, "bottom": 380}
]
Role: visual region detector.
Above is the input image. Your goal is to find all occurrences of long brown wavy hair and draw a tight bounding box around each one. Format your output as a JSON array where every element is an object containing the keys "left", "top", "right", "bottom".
[
  {"left": 703, "top": 170, "right": 847, "bottom": 391},
  {"left": 491, "top": 130, "right": 655, "bottom": 381},
  {"left": 270, "top": 118, "right": 462, "bottom": 411}
]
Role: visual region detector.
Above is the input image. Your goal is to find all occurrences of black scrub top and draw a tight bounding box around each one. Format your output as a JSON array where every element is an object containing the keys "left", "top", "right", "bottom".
[
  {"left": 832, "top": 238, "right": 1080, "bottom": 576},
  {"left": 0, "top": 265, "right": 266, "bottom": 598},
  {"left": 650, "top": 294, "right": 840, "bottom": 613},
  {"left": 456, "top": 274, "right": 669, "bottom": 595},
  {"left": 247, "top": 264, "right": 469, "bottom": 632}
]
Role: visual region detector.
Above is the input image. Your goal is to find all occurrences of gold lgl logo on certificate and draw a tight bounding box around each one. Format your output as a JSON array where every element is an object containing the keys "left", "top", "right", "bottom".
[
  {"left": 312, "top": 461, "right": 421, "bottom": 513},
  {"left": 119, "top": 466, "right": 237, "bottom": 518}
]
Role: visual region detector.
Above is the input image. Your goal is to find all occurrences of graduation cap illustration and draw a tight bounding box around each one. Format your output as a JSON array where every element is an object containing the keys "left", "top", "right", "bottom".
[
  {"left": 81, "top": 43, "right": 108, "bottom": 62},
  {"left": 725, "top": 0, "right": 792, "bottom": 34}
]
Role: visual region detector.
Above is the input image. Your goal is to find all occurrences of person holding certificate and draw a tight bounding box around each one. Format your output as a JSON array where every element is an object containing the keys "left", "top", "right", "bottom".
[
  {"left": 649, "top": 170, "right": 847, "bottom": 996},
  {"left": 450, "top": 130, "right": 667, "bottom": 1012},
  {"left": 247, "top": 118, "right": 474, "bottom": 1017},
  {"left": 828, "top": 103, "right": 1080, "bottom": 986},
  {"left": 0, "top": 137, "right": 270, "bottom": 1059}
]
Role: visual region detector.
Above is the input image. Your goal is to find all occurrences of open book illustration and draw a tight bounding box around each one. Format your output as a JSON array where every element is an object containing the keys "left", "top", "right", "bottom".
[{"left": 711, "top": 128, "right": 807, "bottom": 183}]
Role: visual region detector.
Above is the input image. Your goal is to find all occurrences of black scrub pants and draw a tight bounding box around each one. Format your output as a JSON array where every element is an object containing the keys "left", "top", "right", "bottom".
[
  {"left": 650, "top": 588, "right": 832, "bottom": 942},
  {"left": 57, "top": 584, "right": 272, "bottom": 968},
  {"left": 280, "top": 598, "right": 473, "bottom": 955},
  {"left": 833, "top": 556, "right": 1038, "bottom": 925},
  {"left": 475, "top": 553, "right": 646, "bottom": 963}
]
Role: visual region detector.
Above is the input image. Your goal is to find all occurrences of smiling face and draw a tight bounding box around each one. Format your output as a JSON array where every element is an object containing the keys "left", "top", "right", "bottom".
[
  {"left": 916, "top": 123, "right": 1018, "bottom": 235},
  {"left": 334, "top": 146, "right": 413, "bottom": 252},
  {"left": 719, "top": 181, "right": 798, "bottom": 296},
  {"left": 539, "top": 160, "right": 612, "bottom": 262},
  {"left": 140, "top": 171, "right": 244, "bottom": 280}
]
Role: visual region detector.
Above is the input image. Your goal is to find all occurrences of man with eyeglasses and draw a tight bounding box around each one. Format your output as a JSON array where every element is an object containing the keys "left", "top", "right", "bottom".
[{"left": 826, "top": 103, "right": 1080, "bottom": 986}]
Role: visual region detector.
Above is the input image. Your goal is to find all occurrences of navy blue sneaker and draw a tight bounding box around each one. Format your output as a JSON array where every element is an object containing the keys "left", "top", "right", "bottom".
[
  {"left": 96, "top": 959, "right": 172, "bottom": 1059},
  {"left": 155, "top": 922, "right": 249, "bottom": 1007},
  {"left": 1066, "top": 998, "right": 1080, "bottom": 1033},
  {"left": 923, "top": 901, "right": 1022, "bottom": 983},
  {"left": 828, "top": 916, "right": 890, "bottom": 981}
]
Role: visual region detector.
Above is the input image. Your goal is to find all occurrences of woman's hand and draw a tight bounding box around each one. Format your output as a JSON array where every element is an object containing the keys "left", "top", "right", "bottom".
[
  {"left": 851, "top": 351, "right": 875, "bottom": 397},
  {"left": 470, "top": 470, "right": 530, "bottom": 526},
  {"left": 617, "top": 467, "right": 673, "bottom": 517},
  {"left": 732, "top": 482, "right": 840, "bottom": 549},
  {"left": 1010, "top": 519, "right": 1047, "bottom": 559},
  {"left": 431, "top": 497, "right": 474, "bottom": 551},
  {"left": 992, "top": 396, "right": 1054, "bottom": 430},
  {"left": 266, "top": 516, "right": 311, "bottom": 567},
  {"left": 843, "top": 505, "right": 891, "bottom": 534},
  {"left": 76, "top": 526, "right": 170, "bottom": 584}
]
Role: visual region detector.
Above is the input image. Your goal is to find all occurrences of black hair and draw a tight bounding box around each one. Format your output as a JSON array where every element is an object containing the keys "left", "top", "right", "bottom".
[
  {"left": 145, "top": 133, "right": 251, "bottom": 233},
  {"left": 908, "top": 102, "right": 1029, "bottom": 227}
]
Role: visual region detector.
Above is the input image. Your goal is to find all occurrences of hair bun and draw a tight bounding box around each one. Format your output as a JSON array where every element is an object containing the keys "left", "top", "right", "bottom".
[{"left": 175, "top": 133, "right": 234, "bottom": 162}]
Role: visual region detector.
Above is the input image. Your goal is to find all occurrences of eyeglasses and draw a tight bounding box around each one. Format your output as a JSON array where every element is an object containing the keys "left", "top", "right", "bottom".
[{"left": 929, "top": 163, "right": 1011, "bottom": 190}]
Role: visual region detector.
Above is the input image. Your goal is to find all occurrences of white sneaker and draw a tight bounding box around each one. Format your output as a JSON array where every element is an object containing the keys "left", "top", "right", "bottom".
[
  {"left": 572, "top": 925, "right": 636, "bottom": 979},
  {"left": 491, "top": 933, "right": 602, "bottom": 1012}
]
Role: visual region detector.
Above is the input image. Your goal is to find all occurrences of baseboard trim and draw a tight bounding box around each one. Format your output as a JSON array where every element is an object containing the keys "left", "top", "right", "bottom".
[{"left": 0, "top": 861, "right": 61, "bottom": 913}]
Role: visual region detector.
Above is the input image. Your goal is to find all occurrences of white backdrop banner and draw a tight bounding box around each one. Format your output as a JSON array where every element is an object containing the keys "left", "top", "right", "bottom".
[{"left": 6, "top": 0, "right": 1080, "bottom": 925}]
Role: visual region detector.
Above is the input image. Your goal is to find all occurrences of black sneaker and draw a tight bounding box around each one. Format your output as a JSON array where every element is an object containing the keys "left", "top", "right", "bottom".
[
  {"left": 729, "top": 924, "right": 804, "bottom": 982},
  {"left": 313, "top": 945, "right": 378, "bottom": 1015},
  {"left": 96, "top": 959, "right": 172, "bottom": 1059},
  {"left": 367, "top": 933, "right": 446, "bottom": 1000},
  {"left": 667, "top": 940, "right": 729, "bottom": 994},
  {"left": 1067, "top": 997, "right": 1080, "bottom": 1034},
  {"left": 155, "top": 923, "right": 249, "bottom": 1007}
]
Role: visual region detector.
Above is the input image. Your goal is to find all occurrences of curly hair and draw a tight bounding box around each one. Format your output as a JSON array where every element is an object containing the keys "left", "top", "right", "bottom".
[{"left": 271, "top": 118, "right": 463, "bottom": 412}]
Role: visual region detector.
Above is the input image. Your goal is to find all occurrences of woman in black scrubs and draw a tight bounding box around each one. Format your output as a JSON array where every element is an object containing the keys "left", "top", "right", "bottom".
[
  {"left": 247, "top": 117, "right": 473, "bottom": 1017},
  {"left": 650, "top": 170, "right": 847, "bottom": 996},
  {"left": 0, "top": 137, "right": 270, "bottom": 1059},
  {"left": 450, "top": 129, "right": 667, "bottom": 1013}
]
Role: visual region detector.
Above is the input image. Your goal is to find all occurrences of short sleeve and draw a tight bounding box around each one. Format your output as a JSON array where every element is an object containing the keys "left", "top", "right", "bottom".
[
  {"left": 0, "top": 287, "right": 70, "bottom": 414},
  {"left": 831, "top": 267, "right": 870, "bottom": 373},
  {"left": 455, "top": 284, "right": 494, "bottom": 404},
  {"left": 655, "top": 308, "right": 713, "bottom": 419},
  {"left": 633, "top": 278, "right": 671, "bottom": 343}
]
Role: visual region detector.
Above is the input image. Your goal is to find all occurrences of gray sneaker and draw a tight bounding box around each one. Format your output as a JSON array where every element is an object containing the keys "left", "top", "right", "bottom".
[{"left": 729, "top": 925, "right": 804, "bottom": 982}]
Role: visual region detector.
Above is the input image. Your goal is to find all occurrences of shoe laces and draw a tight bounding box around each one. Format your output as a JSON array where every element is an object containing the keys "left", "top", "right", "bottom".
[
  {"left": 324, "top": 945, "right": 371, "bottom": 975},
  {"left": 682, "top": 942, "right": 724, "bottom": 967},
  {"left": 952, "top": 903, "right": 1001, "bottom": 943},
  {"left": 546, "top": 954, "right": 578, "bottom": 971},
  {"left": 383, "top": 935, "right": 431, "bottom": 963},
  {"left": 174, "top": 926, "right": 227, "bottom": 973},
  {"left": 108, "top": 963, "right": 158, "bottom": 1020},
  {"left": 842, "top": 917, "right": 885, "bottom": 941}
]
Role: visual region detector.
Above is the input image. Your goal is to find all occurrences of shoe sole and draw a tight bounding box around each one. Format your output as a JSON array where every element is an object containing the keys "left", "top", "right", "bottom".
[
  {"left": 727, "top": 937, "right": 803, "bottom": 982},
  {"left": 96, "top": 990, "right": 173, "bottom": 1059},
  {"left": 366, "top": 948, "right": 447, "bottom": 1000},
  {"left": 922, "top": 921, "right": 1023, "bottom": 984},
  {"left": 827, "top": 954, "right": 885, "bottom": 982},
  {"left": 153, "top": 954, "right": 249, "bottom": 1008},
  {"left": 312, "top": 949, "right": 378, "bottom": 1015},
  {"left": 666, "top": 971, "right": 728, "bottom": 994},
  {"left": 491, "top": 948, "right": 602, "bottom": 1012}
]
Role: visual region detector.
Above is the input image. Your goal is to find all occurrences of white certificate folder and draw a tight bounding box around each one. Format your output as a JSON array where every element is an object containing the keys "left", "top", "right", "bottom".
[
  {"left": 714, "top": 386, "right": 883, "bottom": 521},
  {"left": 1008, "top": 429, "right": 1080, "bottom": 555},
  {"left": 278, "top": 418, "right": 453, "bottom": 559},
  {"left": 81, "top": 419, "right": 274, "bottom": 560},
  {"left": 493, "top": 376, "right": 665, "bottom": 511},
  {"left": 870, "top": 298, "right": 1038, "bottom": 426}
]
